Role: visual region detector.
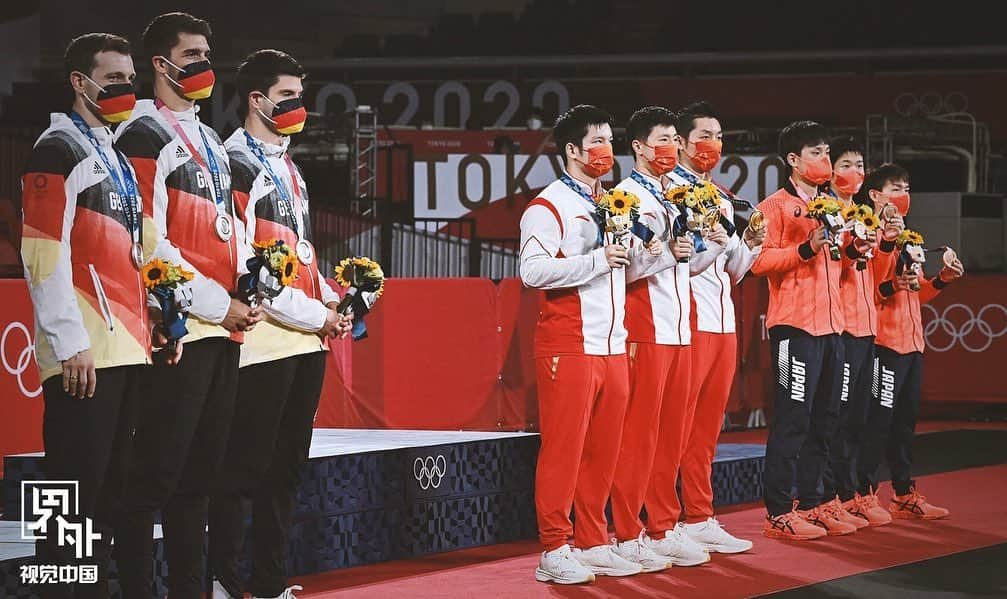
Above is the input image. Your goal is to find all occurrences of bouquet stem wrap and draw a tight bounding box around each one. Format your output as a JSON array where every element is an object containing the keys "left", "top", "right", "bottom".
[
  {"left": 672, "top": 211, "right": 707, "bottom": 262},
  {"left": 151, "top": 286, "right": 189, "bottom": 351}
]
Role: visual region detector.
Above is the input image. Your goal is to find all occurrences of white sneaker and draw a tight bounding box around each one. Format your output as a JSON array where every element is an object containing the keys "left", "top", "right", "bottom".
[
  {"left": 572, "top": 544, "right": 643, "bottom": 577},
  {"left": 612, "top": 533, "right": 671, "bottom": 573},
  {"left": 212, "top": 580, "right": 237, "bottom": 599},
  {"left": 535, "top": 545, "right": 595, "bottom": 584},
  {"left": 648, "top": 525, "right": 711, "bottom": 566},
  {"left": 252, "top": 585, "right": 303, "bottom": 599},
  {"left": 684, "top": 517, "right": 753, "bottom": 554}
]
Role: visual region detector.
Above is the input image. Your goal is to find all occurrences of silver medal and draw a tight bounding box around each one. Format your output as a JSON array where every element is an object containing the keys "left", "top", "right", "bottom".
[
  {"left": 130, "top": 242, "right": 144, "bottom": 269},
  {"left": 214, "top": 214, "right": 233, "bottom": 241},
  {"left": 296, "top": 239, "right": 314, "bottom": 264}
]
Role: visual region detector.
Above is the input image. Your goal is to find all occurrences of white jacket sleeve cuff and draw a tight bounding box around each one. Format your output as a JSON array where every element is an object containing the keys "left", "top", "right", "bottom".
[
  {"left": 261, "top": 286, "right": 329, "bottom": 332},
  {"left": 188, "top": 277, "right": 231, "bottom": 323}
]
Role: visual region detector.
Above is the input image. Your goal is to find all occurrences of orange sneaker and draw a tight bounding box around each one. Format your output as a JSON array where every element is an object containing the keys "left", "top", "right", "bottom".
[
  {"left": 764, "top": 511, "right": 827, "bottom": 540},
  {"left": 827, "top": 496, "right": 868, "bottom": 529},
  {"left": 845, "top": 490, "right": 892, "bottom": 527},
  {"left": 889, "top": 485, "right": 950, "bottom": 520},
  {"left": 798, "top": 505, "right": 857, "bottom": 536}
]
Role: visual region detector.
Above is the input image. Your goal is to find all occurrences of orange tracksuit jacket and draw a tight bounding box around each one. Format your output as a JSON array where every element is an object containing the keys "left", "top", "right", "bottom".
[
  {"left": 751, "top": 185, "right": 845, "bottom": 336},
  {"left": 872, "top": 239, "right": 948, "bottom": 354}
]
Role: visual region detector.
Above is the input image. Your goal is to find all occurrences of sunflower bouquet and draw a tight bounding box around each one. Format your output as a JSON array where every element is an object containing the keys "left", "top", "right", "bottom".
[
  {"left": 665, "top": 184, "right": 717, "bottom": 261},
  {"left": 142, "top": 258, "right": 194, "bottom": 351},
  {"left": 334, "top": 256, "right": 385, "bottom": 340},
  {"left": 841, "top": 204, "right": 881, "bottom": 268},
  {"left": 238, "top": 239, "right": 300, "bottom": 305},
  {"left": 698, "top": 179, "right": 745, "bottom": 236},
  {"left": 895, "top": 229, "right": 926, "bottom": 291},
  {"left": 695, "top": 180, "right": 722, "bottom": 211},
  {"left": 596, "top": 189, "right": 651, "bottom": 247},
  {"left": 806, "top": 196, "right": 844, "bottom": 260}
]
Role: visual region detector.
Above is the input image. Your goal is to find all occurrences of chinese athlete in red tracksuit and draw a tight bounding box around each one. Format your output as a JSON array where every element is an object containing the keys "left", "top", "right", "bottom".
[
  {"left": 666, "top": 161, "right": 761, "bottom": 550},
  {"left": 521, "top": 172, "right": 630, "bottom": 556},
  {"left": 610, "top": 164, "right": 722, "bottom": 567}
]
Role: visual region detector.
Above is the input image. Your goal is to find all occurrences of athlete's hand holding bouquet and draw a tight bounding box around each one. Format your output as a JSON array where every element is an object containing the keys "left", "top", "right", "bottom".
[
  {"left": 841, "top": 204, "right": 880, "bottom": 270},
  {"left": 805, "top": 196, "right": 844, "bottom": 261},
  {"left": 893, "top": 229, "right": 964, "bottom": 292}
]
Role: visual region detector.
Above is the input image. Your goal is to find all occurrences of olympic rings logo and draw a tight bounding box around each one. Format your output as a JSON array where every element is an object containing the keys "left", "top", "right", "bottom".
[
  {"left": 1, "top": 321, "right": 42, "bottom": 398},
  {"left": 922, "top": 303, "right": 1007, "bottom": 353},
  {"left": 893, "top": 91, "right": 968, "bottom": 117},
  {"left": 413, "top": 455, "right": 447, "bottom": 490}
]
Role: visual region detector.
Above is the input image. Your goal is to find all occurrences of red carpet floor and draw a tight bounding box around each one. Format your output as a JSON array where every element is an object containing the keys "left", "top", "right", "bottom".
[{"left": 291, "top": 463, "right": 1007, "bottom": 598}]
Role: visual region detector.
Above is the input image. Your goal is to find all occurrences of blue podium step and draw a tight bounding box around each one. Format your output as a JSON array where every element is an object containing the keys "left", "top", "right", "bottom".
[{"left": 2, "top": 430, "right": 765, "bottom": 598}]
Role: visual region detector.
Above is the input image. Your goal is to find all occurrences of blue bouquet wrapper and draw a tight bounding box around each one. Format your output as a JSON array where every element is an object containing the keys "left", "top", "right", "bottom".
[
  {"left": 673, "top": 212, "right": 707, "bottom": 255},
  {"left": 151, "top": 285, "right": 188, "bottom": 350}
]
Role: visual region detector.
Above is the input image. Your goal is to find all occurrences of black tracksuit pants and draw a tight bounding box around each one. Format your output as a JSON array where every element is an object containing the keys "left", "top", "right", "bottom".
[
  {"left": 208, "top": 351, "right": 327, "bottom": 598},
  {"left": 822, "top": 333, "right": 875, "bottom": 503},
  {"left": 763, "top": 326, "right": 845, "bottom": 517},
  {"left": 36, "top": 365, "right": 142, "bottom": 599},
  {"left": 116, "top": 338, "right": 240, "bottom": 599},
  {"left": 857, "top": 346, "right": 924, "bottom": 497}
]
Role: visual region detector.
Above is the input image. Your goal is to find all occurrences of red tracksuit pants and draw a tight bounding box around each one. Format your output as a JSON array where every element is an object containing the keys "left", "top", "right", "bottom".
[
  {"left": 535, "top": 354, "right": 629, "bottom": 551},
  {"left": 681, "top": 331, "right": 738, "bottom": 523},
  {"left": 610, "top": 342, "right": 692, "bottom": 541}
]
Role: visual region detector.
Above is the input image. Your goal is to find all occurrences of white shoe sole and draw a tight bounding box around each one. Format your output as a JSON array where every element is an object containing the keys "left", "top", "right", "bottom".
[
  {"left": 639, "top": 561, "right": 672, "bottom": 573},
  {"left": 535, "top": 568, "right": 595, "bottom": 584},
  {"left": 590, "top": 566, "right": 643, "bottom": 577},
  {"left": 611, "top": 550, "right": 671, "bottom": 574},
  {"left": 696, "top": 540, "right": 753, "bottom": 554},
  {"left": 668, "top": 552, "right": 712, "bottom": 567}
]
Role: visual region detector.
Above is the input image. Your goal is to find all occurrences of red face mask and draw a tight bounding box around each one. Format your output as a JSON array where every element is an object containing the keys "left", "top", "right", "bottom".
[
  {"left": 577, "top": 143, "right": 614, "bottom": 178},
  {"left": 886, "top": 191, "right": 911, "bottom": 216},
  {"left": 797, "top": 155, "right": 833, "bottom": 185},
  {"left": 833, "top": 169, "right": 864, "bottom": 197},
  {"left": 644, "top": 143, "right": 678, "bottom": 175},
  {"left": 686, "top": 139, "right": 722, "bottom": 173}
]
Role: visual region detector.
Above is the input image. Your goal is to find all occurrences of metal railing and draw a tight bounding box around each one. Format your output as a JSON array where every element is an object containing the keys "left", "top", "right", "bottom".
[
  {"left": 393, "top": 218, "right": 476, "bottom": 278},
  {"left": 312, "top": 207, "right": 518, "bottom": 279},
  {"left": 312, "top": 207, "right": 382, "bottom": 278},
  {"left": 480, "top": 237, "right": 519, "bottom": 280}
]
